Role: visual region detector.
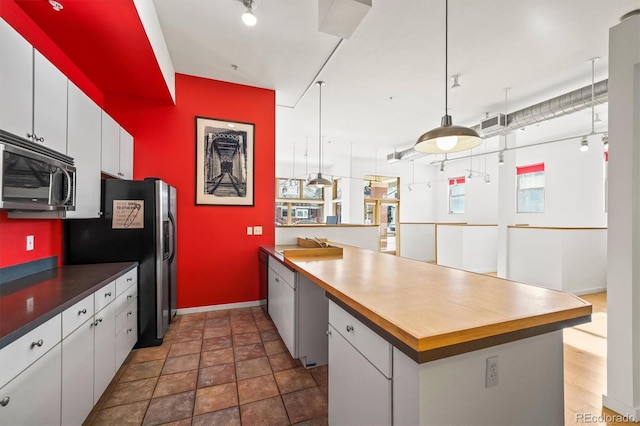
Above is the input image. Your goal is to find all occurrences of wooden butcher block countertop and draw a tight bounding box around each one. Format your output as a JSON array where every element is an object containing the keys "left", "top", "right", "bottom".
[{"left": 261, "top": 244, "right": 592, "bottom": 363}]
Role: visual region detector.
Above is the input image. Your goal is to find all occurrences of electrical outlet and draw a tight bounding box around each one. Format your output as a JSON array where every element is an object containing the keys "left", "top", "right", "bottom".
[
  {"left": 247, "top": 226, "right": 253, "bottom": 235},
  {"left": 253, "top": 226, "right": 262, "bottom": 235},
  {"left": 26, "top": 297, "right": 34, "bottom": 313},
  {"left": 486, "top": 356, "right": 499, "bottom": 388},
  {"left": 26, "top": 235, "right": 34, "bottom": 251}
]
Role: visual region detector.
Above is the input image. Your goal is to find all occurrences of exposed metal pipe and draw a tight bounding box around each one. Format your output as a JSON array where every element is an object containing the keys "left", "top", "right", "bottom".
[{"left": 395, "top": 79, "right": 609, "bottom": 161}]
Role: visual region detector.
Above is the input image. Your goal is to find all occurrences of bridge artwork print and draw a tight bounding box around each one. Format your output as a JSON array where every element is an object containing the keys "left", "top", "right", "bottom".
[{"left": 195, "top": 116, "right": 255, "bottom": 206}]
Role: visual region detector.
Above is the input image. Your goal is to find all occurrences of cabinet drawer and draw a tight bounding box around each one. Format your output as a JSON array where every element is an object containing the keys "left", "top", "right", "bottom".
[
  {"left": 0, "top": 314, "right": 62, "bottom": 388},
  {"left": 62, "top": 294, "right": 95, "bottom": 338},
  {"left": 268, "top": 257, "right": 295, "bottom": 289},
  {"left": 116, "top": 268, "right": 137, "bottom": 296},
  {"left": 115, "top": 283, "right": 138, "bottom": 317},
  {"left": 329, "top": 300, "right": 391, "bottom": 378},
  {"left": 116, "top": 296, "right": 137, "bottom": 335},
  {"left": 95, "top": 280, "right": 116, "bottom": 313},
  {"left": 116, "top": 309, "right": 138, "bottom": 368}
]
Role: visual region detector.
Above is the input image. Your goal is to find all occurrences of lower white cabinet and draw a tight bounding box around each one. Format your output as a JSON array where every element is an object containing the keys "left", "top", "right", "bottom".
[
  {"left": 61, "top": 317, "right": 94, "bottom": 425},
  {"left": 0, "top": 343, "right": 62, "bottom": 426},
  {"left": 268, "top": 258, "right": 296, "bottom": 356},
  {"left": 328, "top": 301, "right": 392, "bottom": 426},
  {"left": 93, "top": 301, "right": 116, "bottom": 404}
]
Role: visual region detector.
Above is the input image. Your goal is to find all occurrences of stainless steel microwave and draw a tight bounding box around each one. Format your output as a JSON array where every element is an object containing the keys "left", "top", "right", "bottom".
[{"left": 0, "top": 134, "right": 76, "bottom": 211}]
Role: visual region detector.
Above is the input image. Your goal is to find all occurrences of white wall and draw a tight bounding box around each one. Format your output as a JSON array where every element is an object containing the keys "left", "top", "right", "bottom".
[
  {"left": 399, "top": 223, "right": 436, "bottom": 262},
  {"left": 437, "top": 225, "right": 498, "bottom": 273}
]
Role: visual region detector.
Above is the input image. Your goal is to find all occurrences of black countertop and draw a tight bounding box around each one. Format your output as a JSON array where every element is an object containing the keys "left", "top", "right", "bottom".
[{"left": 0, "top": 262, "right": 138, "bottom": 349}]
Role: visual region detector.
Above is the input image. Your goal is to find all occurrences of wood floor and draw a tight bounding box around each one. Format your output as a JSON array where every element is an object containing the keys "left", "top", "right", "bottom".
[{"left": 563, "top": 292, "right": 631, "bottom": 425}]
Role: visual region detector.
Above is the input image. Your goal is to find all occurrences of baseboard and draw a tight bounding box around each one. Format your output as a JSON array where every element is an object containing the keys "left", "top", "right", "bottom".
[
  {"left": 176, "top": 299, "right": 266, "bottom": 315},
  {"left": 573, "top": 286, "right": 607, "bottom": 296},
  {"left": 602, "top": 394, "right": 640, "bottom": 422}
]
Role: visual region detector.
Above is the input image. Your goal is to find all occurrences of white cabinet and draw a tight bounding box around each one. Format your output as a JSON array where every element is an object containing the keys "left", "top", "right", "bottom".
[
  {"left": 114, "top": 271, "right": 138, "bottom": 368},
  {"left": 268, "top": 258, "right": 296, "bottom": 356},
  {"left": 328, "top": 300, "right": 392, "bottom": 426},
  {"left": 66, "top": 82, "right": 102, "bottom": 218},
  {"left": 0, "top": 19, "right": 67, "bottom": 153},
  {"left": 119, "top": 128, "right": 134, "bottom": 180},
  {"left": 0, "top": 343, "right": 62, "bottom": 426},
  {"left": 94, "top": 301, "right": 116, "bottom": 404},
  {"left": 0, "top": 314, "right": 62, "bottom": 426},
  {"left": 61, "top": 295, "right": 95, "bottom": 426},
  {"left": 267, "top": 256, "right": 328, "bottom": 367},
  {"left": 101, "top": 111, "right": 134, "bottom": 179},
  {"left": 0, "top": 18, "right": 32, "bottom": 140},
  {"left": 33, "top": 50, "right": 68, "bottom": 154}
]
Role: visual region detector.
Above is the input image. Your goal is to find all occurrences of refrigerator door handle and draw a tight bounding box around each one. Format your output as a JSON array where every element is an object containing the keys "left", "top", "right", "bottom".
[{"left": 168, "top": 212, "right": 176, "bottom": 263}]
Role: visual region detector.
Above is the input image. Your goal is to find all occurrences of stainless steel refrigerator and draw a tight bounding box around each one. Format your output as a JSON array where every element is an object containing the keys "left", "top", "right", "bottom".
[{"left": 64, "top": 178, "right": 177, "bottom": 347}]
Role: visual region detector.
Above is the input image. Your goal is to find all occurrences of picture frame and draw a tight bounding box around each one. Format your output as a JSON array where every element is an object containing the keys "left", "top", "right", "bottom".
[{"left": 195, "top": 116, "right": 255, "bottom": 206}]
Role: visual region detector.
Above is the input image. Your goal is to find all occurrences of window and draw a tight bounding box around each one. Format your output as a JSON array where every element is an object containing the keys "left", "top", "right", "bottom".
[
  {"left": 448, "top": 177, "right": 465, "bottom": 214},
  {"left": 275, "top": 177, "right": 325, "bottom": 225},
  {"left": 517, "top": 163, "right": 545, "bottom": 213}
]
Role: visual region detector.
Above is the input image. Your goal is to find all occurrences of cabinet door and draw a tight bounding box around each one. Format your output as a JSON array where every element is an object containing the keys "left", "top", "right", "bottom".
[
  {"left": 328, "top": 324, "right": 391, "bottom": 426},
  {"left": 119, "top": 128, "right": 134, "bottom": 179},
  {"left": 62, "top": 319, "right": 94, "bottom": 425},
  {"left": 33, "top": 50, "right": 68, "bottom": 154},
  {"left": 0, "top": 18, "right": 33, "bottom": 139},
  {"left": 0, "top": 344, "right": 62, "bottom": 426},
  {"left": 93, "top": 302, "right": 116, "bottom": 404},
  {"left": 66, "top": 82, "right": 102, "bottom": 218},
  {"left": 101, "top": 111, "right": 120, "bottom": 177},
  {"left": 268, "top": 269, "right": 296, "bottom": 357}
]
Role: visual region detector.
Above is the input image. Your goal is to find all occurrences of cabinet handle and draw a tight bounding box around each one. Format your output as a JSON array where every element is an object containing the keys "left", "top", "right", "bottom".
[
  {"left": 30, "top": 339, "right": 44, "bottom": 349},
  {"left": 0, "top": 397, "right": 9, "bottom": 407},
  {"left": 326, "top": 330, "right": 332, "bottom": 336},
  {"left": 127, "top": 277, "right": 133, "bottom": 282},
  {"left": 127, "top": 328, "right": 133, "bottom": 333},
  {"left": 346, "top": 325, "right": 354, "bottom": 333},
  {"left": 105, "top": 291, "right": 112, "bottom": 297},
  {"left": 26, "top": 133, "right": 44, "bottom": 143},
  {"left": 127, "top": 295, "right": 133, "bottom": 299},
  {"left": 78, "top": 308, "right": 87, "bottom": 315},
  {"left": 275, "top": 278, "right": 280, "bottom": 283},
  {"left": 94, "top": 318, "right": 103, "bottom": 326},
  {"left": 127, "top": 311, "right": 132, "bottom": 317}
]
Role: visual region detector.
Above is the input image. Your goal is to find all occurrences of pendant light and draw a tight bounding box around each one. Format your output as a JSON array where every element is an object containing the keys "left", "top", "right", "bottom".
[
  {"left": 307, "top": 81, "right": 332, "bottom": 188},
  {"left": 241, "top": 0, "right": 257, "bottom": 26},
  {"left": 414, "top": 0, "right": 481, "bottom": 154}
]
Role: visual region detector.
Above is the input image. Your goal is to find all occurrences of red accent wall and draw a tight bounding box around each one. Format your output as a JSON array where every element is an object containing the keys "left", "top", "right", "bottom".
[
  {"left": 105, "top": 74, "right": 276, "bottom": 308},
  {"left": 0, "top": 211, "right": 62, "bottom": 268}
]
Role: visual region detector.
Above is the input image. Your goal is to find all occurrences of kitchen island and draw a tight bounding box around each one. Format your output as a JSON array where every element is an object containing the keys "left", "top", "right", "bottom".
[{"left": 261, "top": 244, "right": 591, "bottom": 425}]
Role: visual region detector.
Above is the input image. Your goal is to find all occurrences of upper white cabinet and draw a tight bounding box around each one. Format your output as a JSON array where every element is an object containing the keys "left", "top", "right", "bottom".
[
  {"left": 0, "top": 19, "right": 33, "bottom": 140},
  {"left": 119, "top": 128, "right": 134, "bottom": 180},
  {"left": 0, "top": 19, "right": 67, "bottom": 154},
  {"left": 66, "top": 82, "right": 102, "bottom": 219},
  {"left": 33, "top": 50, "right": 68, "bottom": 154},
  {"left": 102, "top": 112, "right": 134, "bottom": 179}
]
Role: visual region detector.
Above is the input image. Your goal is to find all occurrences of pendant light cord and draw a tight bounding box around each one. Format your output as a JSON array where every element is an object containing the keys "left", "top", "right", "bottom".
[
  {"left": 318, "top": 81, "right": 324, "bottom": 174},
  {"left": 591, "top": 58, "right": 595, "bottom": 134},
  {"left": 444, "top": 0, "right": 448, "bottom": 116}
]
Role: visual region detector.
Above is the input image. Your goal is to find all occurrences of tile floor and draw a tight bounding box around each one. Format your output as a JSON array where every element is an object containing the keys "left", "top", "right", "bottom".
[{"left": 84, "top": 306, "right": 328, "bottom": 425}]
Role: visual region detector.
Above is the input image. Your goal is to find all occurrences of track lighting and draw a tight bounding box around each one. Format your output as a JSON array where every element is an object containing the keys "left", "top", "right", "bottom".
[
  {"left": 484, "top": 174, "right": 491, "bottom": 184},
  {"left": 439, "top": 161, "right": 445, "bottom": 173},
  {"left": 427, "top": 182, "right": 432, "bottom": 189},
  {"left": 602, "top": 134, "right": 609, "bottom": 150},
  {"left": 467, "top": 170, "right": 473, "bottom": 180},
  {"left": 498, "top": 150, "right": 504, "bottom": 165},
  {"left": 241, "top": 0, "right": 257, "bottom": 26},
  {"left": 580, "top": 136, "right": 589, "bottom": 152}
]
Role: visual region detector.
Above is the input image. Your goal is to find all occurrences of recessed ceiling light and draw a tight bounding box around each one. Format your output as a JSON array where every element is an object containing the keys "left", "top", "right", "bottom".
[{"left": 49, "top": 0, "right": 63, "bottom": 11}]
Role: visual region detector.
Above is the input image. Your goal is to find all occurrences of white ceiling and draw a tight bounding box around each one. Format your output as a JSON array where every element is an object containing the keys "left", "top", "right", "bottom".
[{"left": 152, "top": 0, "right": 640, "bottom": 170}]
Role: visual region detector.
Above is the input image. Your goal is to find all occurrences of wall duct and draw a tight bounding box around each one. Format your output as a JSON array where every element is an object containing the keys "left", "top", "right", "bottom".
[{"left": 395, "top": 79, "right": 609, "bottom": 161}]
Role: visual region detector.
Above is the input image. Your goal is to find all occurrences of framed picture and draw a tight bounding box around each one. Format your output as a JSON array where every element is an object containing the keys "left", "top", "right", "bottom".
[{"left": 195, "top": 116, "right": 255, "bottom": 206}]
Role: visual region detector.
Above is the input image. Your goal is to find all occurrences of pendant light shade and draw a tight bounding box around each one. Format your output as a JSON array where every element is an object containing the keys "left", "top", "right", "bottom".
[
  {"left": 414, "top": 0, "right": 481, "bottom": 154},
  {"left": 307, "top": 81, "right": 332, "bottom": 189}
]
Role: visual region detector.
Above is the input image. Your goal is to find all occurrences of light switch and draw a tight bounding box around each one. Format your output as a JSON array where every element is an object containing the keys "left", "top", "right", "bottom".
[
  {"left": 253, "top": 226, "right": 263, "bottom": 235},
  {"left": 247, "top": 226, "right": 253, "bottom": 235},
  {"left": 26, "top": 235, "right": 34, "bottom": 251}
]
